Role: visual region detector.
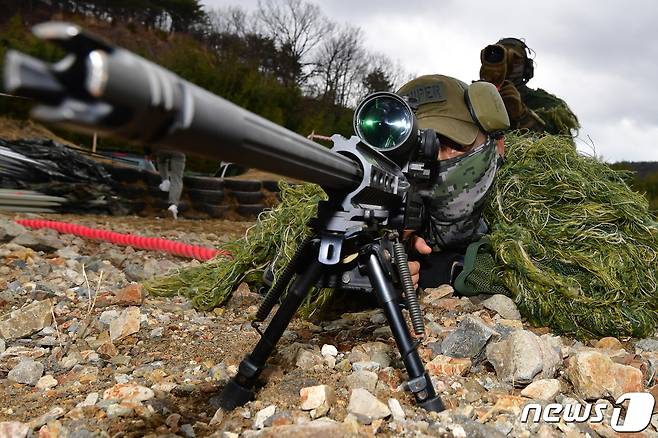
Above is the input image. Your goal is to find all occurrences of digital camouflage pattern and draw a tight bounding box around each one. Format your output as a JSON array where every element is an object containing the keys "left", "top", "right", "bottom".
[{"left": 424, "top": 137, "right": 500, "bottom": 250}]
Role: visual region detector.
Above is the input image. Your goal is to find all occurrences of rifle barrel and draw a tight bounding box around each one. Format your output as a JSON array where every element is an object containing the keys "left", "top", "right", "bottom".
[{"left": 3, "top": 22, "right": 362, "bottom": 190}]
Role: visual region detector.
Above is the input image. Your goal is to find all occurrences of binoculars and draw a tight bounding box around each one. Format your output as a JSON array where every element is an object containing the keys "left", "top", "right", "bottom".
[
  {"left": 480, "top": 44, "right": 509, "bottom": 87},
  {"left": 480, "top": 41, "right": 534, "bottom": 87}
]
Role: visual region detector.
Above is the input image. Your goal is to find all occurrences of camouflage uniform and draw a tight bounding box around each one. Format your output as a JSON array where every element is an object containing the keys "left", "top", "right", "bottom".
[{"left": 518, "top": 85, "right": 580, "bottom": 136}]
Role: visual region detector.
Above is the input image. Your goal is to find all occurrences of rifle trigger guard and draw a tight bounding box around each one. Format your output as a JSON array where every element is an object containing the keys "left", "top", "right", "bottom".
[{"left": 318, "top": 235, "right": 342, "bottom": 265}]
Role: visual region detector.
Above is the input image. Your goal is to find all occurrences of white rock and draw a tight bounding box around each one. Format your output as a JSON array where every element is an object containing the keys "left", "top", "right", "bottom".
[
  {"left": 253, "top": 405, "right": 276, "bottom": 429},
  {"left": 347, "top": 388, "right": 390, "bottom": 424},
  {"left": 109, "top": 306, "right": 141, "bottom": 341},
  {"left": 352, "top": 361, "right": 380, "bottom": 373},
  {"left": 486, "top": 330, "right": 561, "bottom": 386},
  {"left": 102, "top": 383, "right": 154, "bottom": 403},
  {"left": 321, "top": 344, "right": 338, "bottom": 357},
  {"left": 106, "top": 403, "right": 134, "bottom": 418},
  {"left": 324, "top": 355, "right": 336, "bottom": 369},
  {"left": 295, "top": 349, "right": 324, "bottom": 370},
  {"left": 483, "top": 294, "right": 522, "bottom": 320},
  {"left": 520, "top": 379, "right": 561, "bottom": 401},
  {"left": 36, "top": 375, "right": 58, "bottom": 390},
  {"left": 0, "top": 421, "right": 29, "bottom": 438},
  {"left": 300, "top": 385, "right": 335, "bottom": 418},
  {"left": 77, "top": 392, "right": 100, "bottom": 408},
  {"left": 209, "top": 408, "right": 224, "bottom": 426},
  {"left": 388, "top": 398, "right": 406, "bottom": 422}
]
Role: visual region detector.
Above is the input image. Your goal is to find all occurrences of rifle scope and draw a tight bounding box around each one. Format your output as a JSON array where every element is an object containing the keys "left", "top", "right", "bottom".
[
  {"left": 354, "top": 92, "right": 417, "bottom": 157},
  {"left": 3, "top": 22, "right": 362, "bottom": 191},
  {"left": 354, "top": 92, "right": 441, "bottom": 170}
]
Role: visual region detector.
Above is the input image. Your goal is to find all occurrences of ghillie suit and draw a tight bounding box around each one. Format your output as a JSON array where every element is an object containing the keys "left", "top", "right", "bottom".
[
  {"left": 144, "top": 133, "right": 658, "bottom": 339},
  {"left": 519, "top": 85, "right": 580, "bottom": 137}
]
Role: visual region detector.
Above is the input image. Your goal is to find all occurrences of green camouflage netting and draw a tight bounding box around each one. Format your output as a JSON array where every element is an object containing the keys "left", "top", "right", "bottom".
[
  {"left": 145, "top": 132, "right": 658, "bottom": 339},
  {"left": 483, "top": 132, "right": 658, "bottom": 338}
]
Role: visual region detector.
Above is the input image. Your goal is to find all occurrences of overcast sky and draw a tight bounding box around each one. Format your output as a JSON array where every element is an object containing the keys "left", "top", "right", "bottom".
[{"left": 202, "top": 0, "right": 658, "bottom": 163}]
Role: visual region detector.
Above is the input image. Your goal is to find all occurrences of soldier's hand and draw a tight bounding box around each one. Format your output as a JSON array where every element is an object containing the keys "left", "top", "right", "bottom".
[
  {"left": 498, "top": 80, "right": 528, "bottom": 122},
  {"left": 406, "top": 235, "right": 432, "bottom": 289}
]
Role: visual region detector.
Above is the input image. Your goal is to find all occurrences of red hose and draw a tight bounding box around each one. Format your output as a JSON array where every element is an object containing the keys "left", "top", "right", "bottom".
[{"left": 15, "top": 219, "right": 230, "bottom": 261}]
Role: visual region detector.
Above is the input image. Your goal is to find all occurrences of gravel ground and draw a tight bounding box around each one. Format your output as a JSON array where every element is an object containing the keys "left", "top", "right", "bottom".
[{"left": 1, "top": 212, "right": 658, "bottom": 438}]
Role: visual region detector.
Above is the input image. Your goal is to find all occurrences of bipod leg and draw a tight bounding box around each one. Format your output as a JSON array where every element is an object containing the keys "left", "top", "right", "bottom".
[
  {"left": 364, "top": 251, "right": 445, "bottom": 412},
  {"left": 216, "top": 244, "right": 324, "bottom": 410}
]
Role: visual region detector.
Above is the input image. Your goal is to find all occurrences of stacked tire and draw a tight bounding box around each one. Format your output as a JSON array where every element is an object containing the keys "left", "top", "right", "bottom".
[
  {"left": 224, "top": 179, "right": 268, "bottom": 217},
  {"left": 184, "top": 176, "right": 228, "bottom": 218},
  {"left": 103, "top": 162, "right": 282, "bottom": 218}
]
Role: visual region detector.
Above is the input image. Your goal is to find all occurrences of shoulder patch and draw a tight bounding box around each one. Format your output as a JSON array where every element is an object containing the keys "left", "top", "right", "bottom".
[{"left": 404, "top": 84, "right": 446, "bottom": 106}]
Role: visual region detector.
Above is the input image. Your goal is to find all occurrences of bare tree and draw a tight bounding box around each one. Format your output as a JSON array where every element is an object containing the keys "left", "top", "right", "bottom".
[
  {"left": 255, "top": 0, "right": 334, "bottom": 87},
  {"left": 207, "top": 6, "right": 254, "bottom": 37},
  {"left": 314, "top": 25, "right": 368, "bottom": 107},
  {"left": 358, "top": 52, "right": 409, "bottom": 98}
]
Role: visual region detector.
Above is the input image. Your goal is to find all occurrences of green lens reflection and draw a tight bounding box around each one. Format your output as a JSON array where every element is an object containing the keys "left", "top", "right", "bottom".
[{"left": 357, "top": 96, "right": 412, "bottom": 150}]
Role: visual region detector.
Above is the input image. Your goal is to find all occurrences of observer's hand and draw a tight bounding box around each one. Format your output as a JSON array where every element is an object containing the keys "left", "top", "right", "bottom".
[
  {"left": 406, "top": 235, "right": 432, "bottom": 289},
  {"left": 498, "top": 80, "right": 528, "bottom": 123}
]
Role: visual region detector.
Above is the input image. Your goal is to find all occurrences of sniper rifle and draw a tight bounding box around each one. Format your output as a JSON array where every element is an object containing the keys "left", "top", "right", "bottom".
[{"left": 3, "top": 22, "right": 460, "bottom": 411}]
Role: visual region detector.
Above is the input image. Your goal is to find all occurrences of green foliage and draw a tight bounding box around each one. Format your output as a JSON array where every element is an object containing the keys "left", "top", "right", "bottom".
[
  {"left": 0, "top": 7, "right": 359, "bottom": 171},
  {"left": 610, "top": 162, "right": 658, "bottom": 212},
  {"left": 144, "top": 182, "right": 330, "bottom": 314}
]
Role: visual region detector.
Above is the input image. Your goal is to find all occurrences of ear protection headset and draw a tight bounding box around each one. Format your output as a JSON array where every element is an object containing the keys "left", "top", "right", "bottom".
[
  {"left": 497, "top": 37, "right": 534, "bottom": 84},
  {"left": 464, "top": 81, "right": 510, "bottom": 135}
]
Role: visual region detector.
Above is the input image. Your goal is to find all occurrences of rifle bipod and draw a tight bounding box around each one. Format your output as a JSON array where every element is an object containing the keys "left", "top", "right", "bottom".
[{"left": 215, "top": 237, "right": 445, "bottom": 412}]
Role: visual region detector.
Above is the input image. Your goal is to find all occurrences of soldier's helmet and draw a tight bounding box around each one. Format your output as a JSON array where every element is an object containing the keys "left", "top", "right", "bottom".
[{"left": 396, "top": 75, "right": 509, "bottom": 147}]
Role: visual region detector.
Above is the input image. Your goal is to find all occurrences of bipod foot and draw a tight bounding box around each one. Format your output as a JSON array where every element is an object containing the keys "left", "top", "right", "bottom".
[
  {"left": 420, "top": 395, "right": 445, "bottom": 412},
  {"left": 212, "top": 378, "right": 255, "bottom": 411}
]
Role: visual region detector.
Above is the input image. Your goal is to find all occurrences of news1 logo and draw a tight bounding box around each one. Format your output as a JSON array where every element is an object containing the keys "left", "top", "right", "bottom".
[{"left": 520, "top": 392, "right": 655, "bottom": 432}]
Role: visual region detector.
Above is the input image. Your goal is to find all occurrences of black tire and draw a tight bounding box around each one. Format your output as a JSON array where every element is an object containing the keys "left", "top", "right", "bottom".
[
  {"left": 230, "top": 190, "right": 263, "bottom": 204},
  {"left": 262, "top": 180, "right": 281, "bottom": 192},
  {"left": 237, "top": 204, "right": 267, "bottom": 216},
  {"left": 115, "top": 185, "right": 148, "bottom": 198},
  {"left": 200, "top": 203, "right": 230, "bottom": 218},
  {"left": 105, "top": 165, "right": 143, "bottom": 183},
  {"left": 148, "top": 186, "right": 169, "bottom": 200},
  {"left": 224, "top": 179, "right": 262, "bottom": 191},
  {"left": 143, "top": 171, "right": 162, "bottom": 186},
  {"left": 187, "top": 189, "right": 225, "bottom": 204},
  {"left": 184, "top": 175, "right": 225, "bottom": 190}
]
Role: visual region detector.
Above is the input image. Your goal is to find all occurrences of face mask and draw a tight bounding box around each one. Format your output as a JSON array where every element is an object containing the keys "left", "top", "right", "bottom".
[{"left": 423, "top": 137, "right": 500, "bottom": 249}]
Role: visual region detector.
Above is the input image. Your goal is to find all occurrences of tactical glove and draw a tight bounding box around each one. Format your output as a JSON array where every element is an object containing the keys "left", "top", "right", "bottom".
[{"left": 498, "top": 81, "right": 546, "bottom": 131}]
